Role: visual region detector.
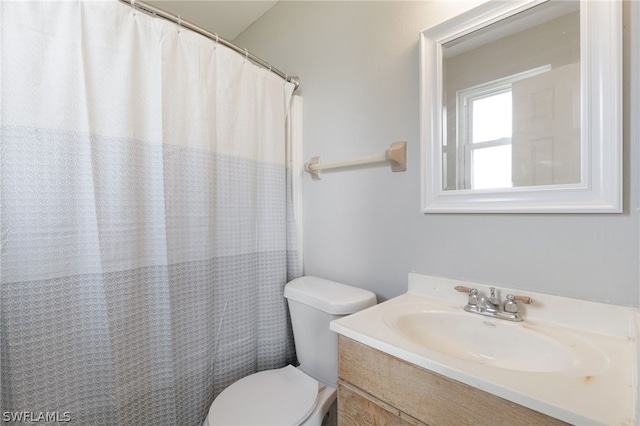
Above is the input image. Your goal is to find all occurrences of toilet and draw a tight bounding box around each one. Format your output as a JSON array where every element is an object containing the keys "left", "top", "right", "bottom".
[{"left": 203, "top": 276, "right": 377, "bottom": 426}]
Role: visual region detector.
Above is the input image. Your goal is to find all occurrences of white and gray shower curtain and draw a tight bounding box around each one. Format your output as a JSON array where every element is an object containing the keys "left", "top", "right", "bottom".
[{"left": 0, "top": 1, "right": 300, "bottom": 424}]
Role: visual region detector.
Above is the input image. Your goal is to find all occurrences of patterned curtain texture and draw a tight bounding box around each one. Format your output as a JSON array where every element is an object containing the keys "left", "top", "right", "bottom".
[{"left": 0, "top": 1, "right": 300, "bottom": 425}]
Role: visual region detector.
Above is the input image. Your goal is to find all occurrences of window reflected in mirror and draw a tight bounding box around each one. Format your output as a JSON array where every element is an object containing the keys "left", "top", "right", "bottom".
[{"left": 442, "top": 1, "right": 580, "bottom": 191}]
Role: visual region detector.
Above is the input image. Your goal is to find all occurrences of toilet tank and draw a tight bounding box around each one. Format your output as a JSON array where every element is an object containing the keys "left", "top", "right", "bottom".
[{"left": 284, "top": 276, "right": 376, "bottom": 387}]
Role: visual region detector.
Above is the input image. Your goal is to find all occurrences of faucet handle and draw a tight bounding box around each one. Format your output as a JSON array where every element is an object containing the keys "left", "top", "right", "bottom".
[
  {"left": 513, "top": 295, "right": 535, "bottom": 304},
  {"left": 468, "top": 288, "right": 478, "bottom": 305},
  {"left": 454, "top": 286, "right": 478, "bottom": 305},
  {"left": 504, "top": 294, "right": 518, "bottom": 313},
  {"left": 504, "top": 294, "right": 534, "bottom": 314}
]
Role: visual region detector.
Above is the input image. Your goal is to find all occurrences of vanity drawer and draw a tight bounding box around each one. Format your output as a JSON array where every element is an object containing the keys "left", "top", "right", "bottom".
[
  {"left": 338, "top": 335, "right": 568, "bottom": 426},
  {"left": 338, "top": 381, "right": 424, "bottom": 426}
]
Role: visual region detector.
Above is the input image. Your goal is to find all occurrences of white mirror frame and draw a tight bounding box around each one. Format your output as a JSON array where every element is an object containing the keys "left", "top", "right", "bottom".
[{"left": 419, "top": 0, "right": 622, "bottom": 213}]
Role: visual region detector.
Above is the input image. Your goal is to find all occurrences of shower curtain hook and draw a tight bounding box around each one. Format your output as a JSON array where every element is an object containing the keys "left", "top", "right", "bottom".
[
  {"left": 243, "top": 48, "right": 248, "bottom": 63},
  {"left": 130, "top": 0, "right": 136, "bottom": 15},
  {"left": 214, "top": 33, "right": 219, "bottom": 49},
  {"left": 177, "top": 15, "right": 182, "bottom": 33}
]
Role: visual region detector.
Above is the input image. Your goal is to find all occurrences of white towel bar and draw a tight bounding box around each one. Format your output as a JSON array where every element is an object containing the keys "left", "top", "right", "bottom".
[{"left": 304, "top": 141, "right": 406, "bottom": 180}]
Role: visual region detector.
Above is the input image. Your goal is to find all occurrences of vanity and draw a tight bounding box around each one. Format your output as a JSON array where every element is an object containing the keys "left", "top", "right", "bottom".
[{"left": 330, "top": 273, "right": 638, "bottom": 425}]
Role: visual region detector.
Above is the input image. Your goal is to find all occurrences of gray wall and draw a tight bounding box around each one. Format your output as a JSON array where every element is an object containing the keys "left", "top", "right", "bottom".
[{"left": 235, "top": 1, "right": 639, "bottom": 305}]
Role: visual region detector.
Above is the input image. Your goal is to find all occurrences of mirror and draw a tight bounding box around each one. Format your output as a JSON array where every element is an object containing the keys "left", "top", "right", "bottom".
[{"left": 420, "top": 0, "right": 622, "bottom": 213}]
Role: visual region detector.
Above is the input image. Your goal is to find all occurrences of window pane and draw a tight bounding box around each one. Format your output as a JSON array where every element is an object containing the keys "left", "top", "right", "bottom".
[
  {"left": 472, "top": 92, "right": 512, "bottom": 143},
  {"left": 472, "top": 145, "right": 513, "bottom": 189}
]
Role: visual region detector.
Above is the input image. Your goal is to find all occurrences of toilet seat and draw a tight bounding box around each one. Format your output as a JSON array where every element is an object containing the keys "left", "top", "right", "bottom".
[{"left": 206, "top": 365, "right": 319, "bottom": 426}]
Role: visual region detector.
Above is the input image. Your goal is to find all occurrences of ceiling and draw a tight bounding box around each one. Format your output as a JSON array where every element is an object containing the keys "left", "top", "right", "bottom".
[{"left": 145, "top": 1, "right": 278, "bottom": 40}]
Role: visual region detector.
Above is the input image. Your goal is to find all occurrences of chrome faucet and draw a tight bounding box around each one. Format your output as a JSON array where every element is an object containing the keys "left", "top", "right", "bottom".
[
  {"left": 478, "top": 287, "right": 500, "bottom": 312},
  {"left": 454, "top": 286, "right": 534, "bottom": 322}
]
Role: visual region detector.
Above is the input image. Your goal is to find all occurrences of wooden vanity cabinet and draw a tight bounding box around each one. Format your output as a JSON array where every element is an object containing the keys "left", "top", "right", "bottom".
[{"left": 337, "top": 336, "right": 569, "bottom": 426}]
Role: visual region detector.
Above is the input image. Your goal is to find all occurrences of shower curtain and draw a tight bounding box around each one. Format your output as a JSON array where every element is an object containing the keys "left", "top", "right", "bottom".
[{"left": 0, "top": 1, "right": 300, "bottom": 425}]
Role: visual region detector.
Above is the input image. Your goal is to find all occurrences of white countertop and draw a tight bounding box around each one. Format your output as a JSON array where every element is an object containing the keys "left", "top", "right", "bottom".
[{"left": 330, "top": 273, "right": 638, "bottom": 426}]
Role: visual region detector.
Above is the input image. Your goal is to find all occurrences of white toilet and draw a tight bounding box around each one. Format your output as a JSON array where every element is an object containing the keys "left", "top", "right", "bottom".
[{"left": 204, "top": 276, "right": 377, "bottom": 426}]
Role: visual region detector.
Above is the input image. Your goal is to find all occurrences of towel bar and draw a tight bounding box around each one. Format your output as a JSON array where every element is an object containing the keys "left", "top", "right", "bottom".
[{"left": 304, "top": 141, "right": 406, "bottom": 180}]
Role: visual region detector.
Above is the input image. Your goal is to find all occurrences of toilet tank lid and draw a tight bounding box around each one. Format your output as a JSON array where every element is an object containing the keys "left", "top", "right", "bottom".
[{"left": 284, "top": 276, "right": 376, "bottom": 315}]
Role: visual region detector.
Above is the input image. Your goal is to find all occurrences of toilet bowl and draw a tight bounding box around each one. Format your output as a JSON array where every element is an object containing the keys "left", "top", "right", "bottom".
[
  {"left": 205, "top": 365, "right": 336, "bottom": 426},
  {"left": 203, "top": 276, "right": 376, "bottom": 426}
]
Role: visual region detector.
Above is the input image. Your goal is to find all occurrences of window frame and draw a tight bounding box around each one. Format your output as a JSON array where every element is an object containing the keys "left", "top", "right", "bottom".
[
  {"left": 457, "top": 84, "right": 512, "bottom": 189},
  {"left": 455, "top": 65, "right": 551, "bottom": 190}
]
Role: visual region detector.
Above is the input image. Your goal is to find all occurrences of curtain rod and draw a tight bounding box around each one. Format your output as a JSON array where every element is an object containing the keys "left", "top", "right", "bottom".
[{"left": 117, "top": 0, "right": 300, "bottom": 90}]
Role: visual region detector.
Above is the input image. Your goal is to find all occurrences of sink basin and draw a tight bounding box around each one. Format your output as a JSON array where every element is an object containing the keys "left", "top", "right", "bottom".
[{"left": 384, "top": 309, "right": 609, "bottom": 374}]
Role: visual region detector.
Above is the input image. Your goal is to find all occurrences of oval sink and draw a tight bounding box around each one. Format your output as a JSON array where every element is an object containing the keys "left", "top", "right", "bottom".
[{"left": 384, "top": 310, "right": 609, "bottom": 374}]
